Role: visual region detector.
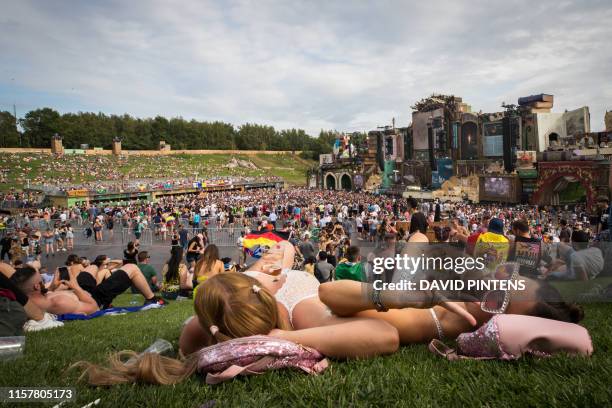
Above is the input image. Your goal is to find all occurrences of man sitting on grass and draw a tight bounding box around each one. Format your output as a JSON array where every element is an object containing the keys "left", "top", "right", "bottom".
[
  {"left": 334, "top": 246, "right": 366, "bottom": 282},
  {"left": 137, "top": 251, "right": 159, "bottom": 292},
  {"left": 10, "top": 263, "right": 161, "bottom": 316}
]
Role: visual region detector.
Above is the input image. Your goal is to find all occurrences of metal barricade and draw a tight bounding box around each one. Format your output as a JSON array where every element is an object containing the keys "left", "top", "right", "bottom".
[
  {"left": 69, "top": 227, "right": 119, "bottom": 247},
  {"left": 175, "top": 227, "right": 241, "bottom": 247},
  {"left": 121, "top": 227, "right": 153, "bottom": 246}
]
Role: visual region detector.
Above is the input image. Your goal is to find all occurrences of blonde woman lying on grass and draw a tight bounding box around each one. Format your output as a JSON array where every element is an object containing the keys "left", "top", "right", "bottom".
[{"left": 76, "top": 241, "right": 580, "bottom": 385}]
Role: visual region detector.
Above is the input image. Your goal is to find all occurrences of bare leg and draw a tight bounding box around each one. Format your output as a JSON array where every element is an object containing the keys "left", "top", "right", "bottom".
[{"left": 121, "top": 264, "right": 154, "bottom": 299}]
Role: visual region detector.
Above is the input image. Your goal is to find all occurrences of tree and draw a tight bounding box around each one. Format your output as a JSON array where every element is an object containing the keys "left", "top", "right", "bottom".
[
  {"left": 237, "top": 124, "right": 277, "bottom": 150},
  {"left": 20, "top": 108, "right": 61, "bottom": 147},
  {"left": 0, "top": 111, "right": 20, "bottom": 147},
  {"left": 5, "top": 107, "right": 331, "bottom": 154}
]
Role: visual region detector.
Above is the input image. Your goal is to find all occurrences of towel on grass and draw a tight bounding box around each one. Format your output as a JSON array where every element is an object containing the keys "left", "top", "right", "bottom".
[{"left": 57, "top": 303, "right": 164, "bottom": 321}]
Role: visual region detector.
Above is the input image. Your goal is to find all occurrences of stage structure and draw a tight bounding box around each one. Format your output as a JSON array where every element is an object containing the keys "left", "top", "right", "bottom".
[
  {"left": 312, "top": 93, "right": 612, "bottom": 209},
  {"left": 310, "top": 132, "right": 374, "bottom": 192}
]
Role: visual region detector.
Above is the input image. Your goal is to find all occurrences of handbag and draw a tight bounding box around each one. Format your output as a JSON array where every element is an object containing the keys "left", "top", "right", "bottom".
[
  {"left": 429, "top": 314, "right": 593, "bottom": 360},
  {"left": 196, "top": 335, "right": 328, "bottom": 384}
]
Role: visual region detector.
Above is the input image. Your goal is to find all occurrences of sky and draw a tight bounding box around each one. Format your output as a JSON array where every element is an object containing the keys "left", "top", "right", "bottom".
[{"left": 1, "top": 0, "right": 611, "bottom": 135}]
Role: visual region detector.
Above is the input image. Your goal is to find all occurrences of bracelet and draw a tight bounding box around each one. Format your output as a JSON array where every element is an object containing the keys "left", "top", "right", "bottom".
[
  {"left": 371, "top": 288, "right": 388, "bottom": 312},
  {"left": 429, "top": 308, "right": 445, "bottom": 340}
]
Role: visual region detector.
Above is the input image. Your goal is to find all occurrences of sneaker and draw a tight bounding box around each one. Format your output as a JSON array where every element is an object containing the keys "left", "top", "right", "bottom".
[
  {"left": 23, "top": 313, "right": 64, "bottom": 332},
  {"left": 143, "top": 296, "right": 164, "bottom": 306}
]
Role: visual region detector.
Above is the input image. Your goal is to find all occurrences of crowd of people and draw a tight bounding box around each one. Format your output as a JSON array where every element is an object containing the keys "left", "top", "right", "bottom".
[
  {"left": 0, "top": 152, "right": 283, "bottom": 194},
  {"left": 1, "top": 183, "right": 610, "bottom": 385},
  {"left": 3, "top": 187, "right": 612, "bottom": 280},
  {"left": 0, "top": 190, "right": 43, "bottom": 208}
]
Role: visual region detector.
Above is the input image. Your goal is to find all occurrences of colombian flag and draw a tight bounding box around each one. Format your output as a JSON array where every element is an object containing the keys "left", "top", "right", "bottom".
[{"left": 243, "top": 231, "right": 290, "bottom": 259}]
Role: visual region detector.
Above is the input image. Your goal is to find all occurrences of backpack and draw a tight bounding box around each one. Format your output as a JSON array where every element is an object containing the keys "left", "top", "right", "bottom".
[{"left": 197, "top": 335, "right": 328, "bottom": 384}]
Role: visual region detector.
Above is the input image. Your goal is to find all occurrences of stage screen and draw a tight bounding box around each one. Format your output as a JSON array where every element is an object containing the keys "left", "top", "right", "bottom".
[
  {"left": 483, "top": 177, "right": 511, "bottom": 198},
  {"left": 483, "top": 121, "right": 503, "bottom": 156}
]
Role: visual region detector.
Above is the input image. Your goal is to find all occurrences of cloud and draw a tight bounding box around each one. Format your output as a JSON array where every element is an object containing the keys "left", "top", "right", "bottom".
[{"left": 0, "top": 0, "right": 610, "bottom": 135}]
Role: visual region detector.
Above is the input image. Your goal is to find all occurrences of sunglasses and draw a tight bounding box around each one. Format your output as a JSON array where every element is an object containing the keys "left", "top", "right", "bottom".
[{"left": 480, "top": 262, "right": 520, "bottom": 314}]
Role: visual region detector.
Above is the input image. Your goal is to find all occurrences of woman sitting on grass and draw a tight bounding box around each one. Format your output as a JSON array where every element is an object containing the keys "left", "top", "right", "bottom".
[
  {"left": 160, "top": 246, "right": 192, "bottom": 300},
  {"left": 192, "top": 244, "right": 225, "bottom": 299},
  {"left": 192, "top": 244, "right": 224, "bottom": 287}
]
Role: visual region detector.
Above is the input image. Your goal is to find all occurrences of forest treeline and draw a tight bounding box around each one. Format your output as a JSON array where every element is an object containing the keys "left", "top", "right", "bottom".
[{"left": 0, "top": 108, "right": 346, "bottom": 160}]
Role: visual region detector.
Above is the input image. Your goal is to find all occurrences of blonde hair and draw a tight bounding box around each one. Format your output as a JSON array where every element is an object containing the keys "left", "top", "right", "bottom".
[
  {"left": 72, "top": 273, "right": 286, "bottom": 385},
  {"left": 193, "top": 244, "right": 219, "bottom": 280},
  {"left": 194, "top": 272, "right": 288, "bottom": 341},
  {"left": 71, "top": 351, "right": 199, "bottom": 386}
]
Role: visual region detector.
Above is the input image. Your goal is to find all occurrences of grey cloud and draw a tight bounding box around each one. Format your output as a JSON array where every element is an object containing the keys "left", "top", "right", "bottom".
[{"left": 0, "top": 0, "right": 610, "bottom": 135}]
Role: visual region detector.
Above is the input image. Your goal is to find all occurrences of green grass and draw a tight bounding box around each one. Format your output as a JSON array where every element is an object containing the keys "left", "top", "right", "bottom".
[
  {"left": 0, "top": 153, "right": 315, "bottom": 191},
  {"left": 2, "top": 295, "right": 611, "bottom": 407}
]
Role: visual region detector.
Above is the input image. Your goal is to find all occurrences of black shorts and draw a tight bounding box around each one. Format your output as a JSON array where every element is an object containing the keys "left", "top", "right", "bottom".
[
  {"left": 77, "top": 272, "right": 98, "bottom": 295},
  {"left": 90, "top": 270, "right": 132, "bottom": 309}
]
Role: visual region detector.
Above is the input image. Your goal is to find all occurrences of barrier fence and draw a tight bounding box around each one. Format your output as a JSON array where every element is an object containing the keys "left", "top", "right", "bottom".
[
  {"left": 1, "top": 217, "right": 360, "bottom": 250},
  {"left": 142, "top": 227, "right": 242, "bottom": 247}
]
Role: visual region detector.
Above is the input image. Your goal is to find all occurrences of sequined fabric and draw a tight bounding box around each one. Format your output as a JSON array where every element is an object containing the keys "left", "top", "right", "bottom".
[
  {"left": 433, "top": 315, "right": 593, "bottom": 361},
  {"left": 197, "top": 335, "right": 328, "bottom": 381},
  {"left": 457, "top": 316, "right": 514, "bottom": 360}
]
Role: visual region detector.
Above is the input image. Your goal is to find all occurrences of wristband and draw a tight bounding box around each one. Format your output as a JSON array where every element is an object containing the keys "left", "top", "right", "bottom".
[{"left": 371, "top": 288, "right": 388, "bottom": 312}]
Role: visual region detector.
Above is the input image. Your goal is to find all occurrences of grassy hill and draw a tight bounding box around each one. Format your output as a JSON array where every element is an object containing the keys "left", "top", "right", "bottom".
[{"left": 0, "top": 152, "right": 316, "bottom": 191}]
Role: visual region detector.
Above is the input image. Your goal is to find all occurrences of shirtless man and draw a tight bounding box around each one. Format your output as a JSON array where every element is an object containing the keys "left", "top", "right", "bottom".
[
  {"left": 10, "top": 263, "right": 160, "bottom": 315},
  {"left": 1, "top": 262, "right": 45, "bottom": 331}
]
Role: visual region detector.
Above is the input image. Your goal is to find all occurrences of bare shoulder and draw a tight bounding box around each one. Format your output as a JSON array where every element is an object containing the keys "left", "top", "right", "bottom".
[{"left": 0, "top": 262, "right": 15, "bottom": 278}]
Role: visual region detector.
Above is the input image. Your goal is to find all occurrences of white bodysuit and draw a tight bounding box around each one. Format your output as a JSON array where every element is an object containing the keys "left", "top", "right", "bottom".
[{"left": 244, "top": 270, "right": 320, "bottom": 324}]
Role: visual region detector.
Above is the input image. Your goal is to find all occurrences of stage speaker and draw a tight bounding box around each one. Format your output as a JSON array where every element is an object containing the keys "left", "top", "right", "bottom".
[
  {"left": 436, "top": 129, "right": 447, "bottom": 151},
  {"left": 428, "top": 126, "right": 436, "bottom": 171},
  {"left": 502, "top": 116, "right": 516, "bottom": 173},
  {"left": 376, "top": 133, "right": 384, "bottom": 171}
]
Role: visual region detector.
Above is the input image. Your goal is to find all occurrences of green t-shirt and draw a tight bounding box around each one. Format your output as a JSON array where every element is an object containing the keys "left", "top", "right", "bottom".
[
  {"left": 138, "top": 263, "right": 158, "bottom": 287},
  {"left": 334, "top": 262, "right": 365, "bottom": 282}
]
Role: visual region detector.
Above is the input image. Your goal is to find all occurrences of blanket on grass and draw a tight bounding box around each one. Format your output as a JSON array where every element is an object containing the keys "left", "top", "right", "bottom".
[{"left": 57, "top": 303, "right": 164, "bottom": 321}]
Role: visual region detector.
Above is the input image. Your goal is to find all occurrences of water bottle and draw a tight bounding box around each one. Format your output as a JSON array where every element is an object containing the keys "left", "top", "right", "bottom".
[
  {"left": 0, "top": 336, "right": 25, "bottom": 361},
  {"left": 142, "top": 338, "right": 173, "bottom": 355},
  {"left": 127, "top": 338, "right": 173, "bottom": 364}
]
